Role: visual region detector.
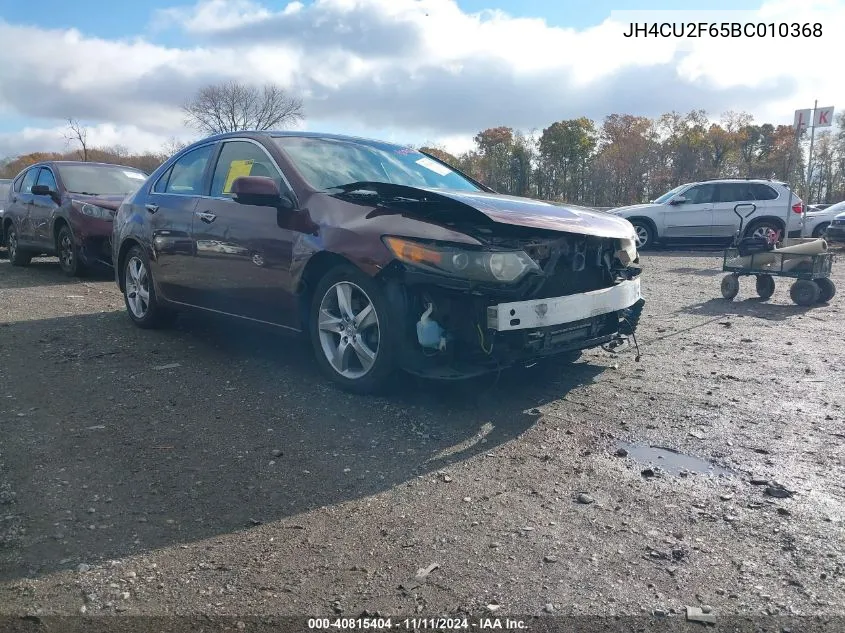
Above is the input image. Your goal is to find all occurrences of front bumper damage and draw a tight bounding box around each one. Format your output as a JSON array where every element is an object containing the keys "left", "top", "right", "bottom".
[{"left": 382, "top": 232, "right": 645, "bottom": 379}]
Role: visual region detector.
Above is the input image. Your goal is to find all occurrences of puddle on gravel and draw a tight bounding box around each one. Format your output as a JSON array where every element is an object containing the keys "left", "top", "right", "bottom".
[{"left": 616, "top": 441, "right": 734, "bottom": 477}]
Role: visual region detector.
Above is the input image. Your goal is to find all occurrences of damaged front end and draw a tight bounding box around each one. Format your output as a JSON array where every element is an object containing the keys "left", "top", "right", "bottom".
[{"left": 379, "top": 225, "right": 645, "bottom": 379}]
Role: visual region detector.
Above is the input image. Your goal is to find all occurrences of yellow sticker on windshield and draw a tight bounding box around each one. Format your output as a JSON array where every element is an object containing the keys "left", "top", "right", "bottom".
[{"left": 223, "top": 159, "right": 254, "bottom": 193}]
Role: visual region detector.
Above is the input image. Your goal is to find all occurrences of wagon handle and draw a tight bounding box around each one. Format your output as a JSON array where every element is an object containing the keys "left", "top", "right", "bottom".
[{"left": 733, "top": 202, "right": 757, "bottom": 234}]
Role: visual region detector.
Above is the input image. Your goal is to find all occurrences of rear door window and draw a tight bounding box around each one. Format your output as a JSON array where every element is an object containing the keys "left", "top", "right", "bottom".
[
  {"left": 750, "top": 184, "right": 778, "bottom": 200},
  {"left": 209, "top": 140, "right": 286, "bottom": 198}
]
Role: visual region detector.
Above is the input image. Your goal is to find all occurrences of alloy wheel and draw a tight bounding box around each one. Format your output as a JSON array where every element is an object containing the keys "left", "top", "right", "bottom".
[
  {"left": 751, "top": 225, "right": 777, "bottom": 240},
  {"left": 8, "top": 228, "right": 17, "bottom": 260},
  {"left": 59, "top": 231, "right": 74, "bottom": 271},
  {"left": 317, "top": 281, "right": 380, "bottom": 379},
  {"left": 634, "top": 225, "right": 649, "bottom": 247},
  {"left": 125, "top": 256, "right": 151, "bottom": 319}
]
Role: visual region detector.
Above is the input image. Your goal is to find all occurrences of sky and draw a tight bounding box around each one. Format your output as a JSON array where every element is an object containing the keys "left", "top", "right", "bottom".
[{"left": 0, "top": 0, "right": 841, "bottom": 159}]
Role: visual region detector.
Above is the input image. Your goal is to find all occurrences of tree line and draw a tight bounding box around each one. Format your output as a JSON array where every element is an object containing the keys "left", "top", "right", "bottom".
[
  {"left": 424, "top": 111, "right": 845, "bottom": 206},
  {"left": 2, "top": 81, "right": 843, "bottom": 207}
]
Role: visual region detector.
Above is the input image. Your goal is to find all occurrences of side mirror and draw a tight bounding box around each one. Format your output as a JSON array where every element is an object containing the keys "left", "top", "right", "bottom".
[
  {"left": 31, "top": 184, "right": 52, "bottom": 196},
  {"left": 231, "top": 176, "right": 293, "bottom": 209},
  {"left": 669, "top": 195, "right": 687, "bottom": 205}
]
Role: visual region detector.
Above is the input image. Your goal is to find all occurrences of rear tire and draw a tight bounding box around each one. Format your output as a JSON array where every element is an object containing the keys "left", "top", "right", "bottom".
[
  {"left": 815, "top": 278, "right": 836, "bottom": 303},
  {"left": 745, "top": 220, "right": 781, "bottom": 241},
  {"left": 6, "top": 226, "right": 31, "bottom": 267},
  {"left": 121, "top": 245, "right": 176, "bottom": 329},
  {"left": 308, "top": 265, "right": 398, "bottom": 394},
  {"left": 755, "top": 275, "right": 775, "bottom": 300},
  {"left": 790, "top": 279, "right": 820, "bottom": 306}
]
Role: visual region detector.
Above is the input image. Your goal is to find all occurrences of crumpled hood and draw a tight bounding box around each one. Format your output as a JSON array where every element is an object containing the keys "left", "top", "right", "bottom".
[
  {"left": 417, "top": 188, "right": 636, "bottom": 239},
  {"left": 68, "top": 193, "right": 127, "bottom": 211},
  {"left": 608, "top": 203, "right": 661, "bottom": 215}
]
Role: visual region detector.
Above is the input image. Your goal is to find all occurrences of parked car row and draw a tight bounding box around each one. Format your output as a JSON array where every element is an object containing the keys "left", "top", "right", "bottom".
[
  {"left": 2, "top": 131, "right": 645, "bottom": 393},
  {"left": 1, "top": 161, "right": 148, "bottom": 274}
]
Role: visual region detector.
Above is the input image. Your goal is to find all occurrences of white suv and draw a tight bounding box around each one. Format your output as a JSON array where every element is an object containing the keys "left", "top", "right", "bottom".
[{"left": 608, "top": 179, "right": 804, "bottom": 249}]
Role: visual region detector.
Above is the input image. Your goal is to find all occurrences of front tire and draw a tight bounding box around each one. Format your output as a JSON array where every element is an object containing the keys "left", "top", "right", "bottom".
[
  {"left": 755, "top": 274, "right": 775, "bottom": 300},
  {"left": 812, "top": 222, "right": 830, "bottom": 238},
  {"left": 790, "top": 279, "right": 820, "bottom": 306},
  {"left": 121, "top": 245, "right": 175, "bottom": 329},
  {"left": 57, "top": 224, "right": 84, "bottom": 277},
  {"left": 630, "top": 220, "right": 655, "bottom": 250},
  {"left": 721, "top": 274, "right": 740, "bottom": 300},
  {"left": 308, "top": 265, "right": 398, "bottom": 394},
  {"left": 6, "top": 226, "right": 31, "bottom": 267}
]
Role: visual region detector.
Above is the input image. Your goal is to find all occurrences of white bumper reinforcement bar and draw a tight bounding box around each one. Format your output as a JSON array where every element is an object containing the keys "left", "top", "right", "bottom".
[{"left": 486, "top": 278, "right": 642, "bottom": 332}]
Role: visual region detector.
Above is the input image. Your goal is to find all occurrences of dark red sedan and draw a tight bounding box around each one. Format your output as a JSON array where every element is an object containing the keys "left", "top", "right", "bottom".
[
  {"left": 3, "top": 161, "right": 147, "bottom": 275},
  {"left": 112, "top": 131, "right": 644, "bottom": 393}
]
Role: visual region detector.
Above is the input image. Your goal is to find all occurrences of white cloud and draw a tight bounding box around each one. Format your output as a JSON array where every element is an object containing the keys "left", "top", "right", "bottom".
[{"left": 0, "top": 0, "right": 844, "bottom": 158}]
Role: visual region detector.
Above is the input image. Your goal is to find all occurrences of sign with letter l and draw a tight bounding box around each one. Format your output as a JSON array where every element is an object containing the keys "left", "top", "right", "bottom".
[{"left": 794, "top": 109, "right": 811, "bottom": 129}]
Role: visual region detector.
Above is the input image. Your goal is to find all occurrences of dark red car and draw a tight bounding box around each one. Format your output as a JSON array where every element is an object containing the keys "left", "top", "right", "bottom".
[
  {"left": 112, "top": 132, "right": 644, "bottom": 393},
  {"left": 3, "top": 161, "right": 148, "bottom": 275}
]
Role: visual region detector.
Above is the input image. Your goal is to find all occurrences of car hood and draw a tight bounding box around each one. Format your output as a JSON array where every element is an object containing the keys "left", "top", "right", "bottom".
[
  {"left": 343, "top": 184, "right": 636, "bottom": 240},
  {"left": 607, "top": 203, "right": 662, "bottom": 215},
  {"left": 68, "top": 193, "right": 127, "bottom": 211}
]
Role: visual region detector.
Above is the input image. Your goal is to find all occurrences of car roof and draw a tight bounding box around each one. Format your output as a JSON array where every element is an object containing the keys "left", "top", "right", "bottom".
[{"left": 194, "top": 130, "right": 411, "bottom": 147}]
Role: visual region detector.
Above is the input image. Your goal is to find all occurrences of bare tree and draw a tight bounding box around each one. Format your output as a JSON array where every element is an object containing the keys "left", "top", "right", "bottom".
[
  {"left": 64, "top": 118, "right": 89, "bottom": 162},
  {"left": 182, "top": 81, "right": 304, "bottom": 135}
]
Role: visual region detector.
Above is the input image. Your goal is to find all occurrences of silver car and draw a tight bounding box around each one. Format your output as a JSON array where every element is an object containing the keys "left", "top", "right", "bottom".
[
  {"left": 802, "top": 200, "right": 845, "bottom": 238},
  {"left": 608, "top": 179, "right": 805, "bottom": 249},
  {"left": 0, "top": 178, "right": 11, "bottom": 248}
]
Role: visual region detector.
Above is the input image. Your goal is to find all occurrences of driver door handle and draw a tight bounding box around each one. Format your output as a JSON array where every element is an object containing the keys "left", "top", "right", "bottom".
[
  {"left": 144, "top": 203, "right": 159, "bottom": 214},
  {"left": 195, "top": 211, "right": 217, "bottom": 223}
]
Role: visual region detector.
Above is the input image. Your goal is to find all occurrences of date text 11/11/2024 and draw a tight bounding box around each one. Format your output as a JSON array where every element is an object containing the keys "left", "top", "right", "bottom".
[
  {"left": 623, "top": 21, "right": 822, "bottom": 38},
  {"left": 308, "top": 617, "right": 528, "bottom": 630}
]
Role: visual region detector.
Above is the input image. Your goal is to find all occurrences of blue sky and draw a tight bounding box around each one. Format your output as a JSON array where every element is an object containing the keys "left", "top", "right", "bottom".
[
  {"left": 0, "top": 0, "right": 840, "bottom": 157},
  {"left": 0, "top": 0, "right": 763, "bottom": 36}
]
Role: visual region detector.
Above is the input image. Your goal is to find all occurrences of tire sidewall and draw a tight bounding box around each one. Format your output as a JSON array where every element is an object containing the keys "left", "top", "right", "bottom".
[
  {"left": 308, "top": 265, "right": 398, "bottom": 394},
  {"left": 746, "top": 220, "right": 779, "bottom": 240},
  {"left": 7, "top": 226, "right": 29, "bottom": 266},
  {"left": 122, "top": 245, "right": 170, "bottom": 328},
  {"left": 57, "top": 225, "right": 80, "bottom": 277},
  {"left": 631, "top": 221, "right": 654, "bottom": 250}
]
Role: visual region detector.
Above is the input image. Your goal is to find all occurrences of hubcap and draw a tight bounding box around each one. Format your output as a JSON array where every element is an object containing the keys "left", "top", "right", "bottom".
[
  {"left": 59, "top": 233, "right": 74, "bottom": 270},
  {"left": 634, "top": 225, "right": 649, "bottom": 246},
  {"left": 125, "top": 256, "right": 151, "bottom": 319},
  {"left": 317, "top": 281, "right": 380, "bottom": 379},
  {"left": 8, "top": 230, "right": 16, "bottom": 259}
]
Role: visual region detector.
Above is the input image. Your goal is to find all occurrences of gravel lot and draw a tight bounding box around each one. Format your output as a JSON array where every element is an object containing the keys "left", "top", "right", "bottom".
[{"left": 0, "top": 248, "right": 843, "bottom": 624}]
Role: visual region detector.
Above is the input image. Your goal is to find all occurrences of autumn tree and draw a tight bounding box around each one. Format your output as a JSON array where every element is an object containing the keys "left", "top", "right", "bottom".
[{"left": 182, "top": 80, "right": 304, "bottom": 135}]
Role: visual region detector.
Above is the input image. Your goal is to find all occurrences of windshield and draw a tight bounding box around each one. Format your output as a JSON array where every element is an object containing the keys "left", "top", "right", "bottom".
[
  {"left": 823, "top": 200, "right": 845, "bottom": 213},
  {"left": 273, "top": 137, "right": 480, "bottom": 192},
  {"left": 57, "top": 164, "right": 148, "bottom": 196},
  {"left": 653, "top": 185, "right": 687, "bottom": 204}
]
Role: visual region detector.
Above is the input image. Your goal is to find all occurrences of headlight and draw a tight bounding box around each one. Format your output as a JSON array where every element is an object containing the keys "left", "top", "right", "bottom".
[
  {"left": 73, "top": 200, "right": 114, "bottom": 220},
  {"left": 619, "top": 237, "right": 638, "bottom": 264},
  {"left": 383, "top": 236, "right": 539, "bottom": 283}
]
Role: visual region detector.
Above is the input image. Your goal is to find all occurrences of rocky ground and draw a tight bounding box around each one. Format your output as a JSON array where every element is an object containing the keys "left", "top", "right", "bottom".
[{"left": 0, "top": 248, "right": 843, "bottom": 628}]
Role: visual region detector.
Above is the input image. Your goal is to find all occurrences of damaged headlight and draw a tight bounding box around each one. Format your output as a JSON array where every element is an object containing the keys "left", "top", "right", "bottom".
[
  {"left": 383, "top": 236, "right": 539, "bottom": 283},
  {"left": 618, "top": 237, "right": 638, "bottom": 265}
]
